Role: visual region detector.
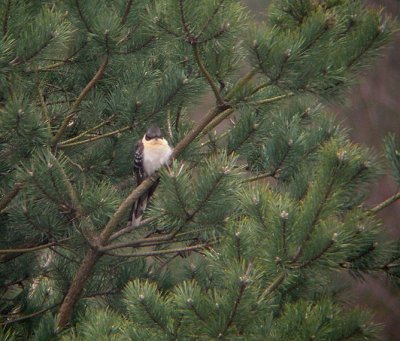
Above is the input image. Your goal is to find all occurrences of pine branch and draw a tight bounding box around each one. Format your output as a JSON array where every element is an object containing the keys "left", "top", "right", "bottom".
[
  {"left": 192, "top": 43, "right": 225, "bottom": 105},
  {"left": 252, "top": 92, "right": 294, "bottom": 106},
  {"left": 57, "top": 249, "right": 100, "bottom": 330},
  {"left": 225, "top": 69, "right": 258, "bottom": 101},
  {"left": 0, "top": 277, "right": 28, "bottom": 290},
  {"left": 109, "top": 215, "right": 161, "bottom": 241},
  {"left": 347, "top": 29, "right": 381, "bottom": 69},
  {"left": 0, "top": 303, "right": 60, "bottom": 327},
  {"left": 75, "top": 0, "right": 92, "bottom": 33},
  {"left": 156, "top": 20, "right": 180, "bottom": 37},
  {"left": 202, "top": 92, "right": 292, "bottom": 137},
  {"left": 186, "top": 172, "right": 225, "bottom": 223},
  {"left": 227, "top": 123, "right": 257, "bottom": 156},
  {"left": 178, "top": 0, "right": 196, "bottom": 44},
  {"left": 49, "top": 153, "right": 98, "bottom": 250},
  {"left": 341, "top": 243, "right": 377, "bottom": 267},
  {"left": 235, "top": 233, "right": 242, "bottom": 260},
  {"left": 58, "top": 126, "right": 130, "bottom": 148},
  {"left": 0, "top": 237, "right": 65, "bottom": 263},
  {"left": 187, "top": 301, "right": 207, "bottom": 322},
  {"left": 301, "top": 22, "right": 330, "bottom": 53},
  {"left": 219, "top": 260, "right": 253, "bottom": 337},
  {"left": 49, "top": 246, "right": 81, "bottom": 265},
  {"left": 59, "top": 113, "right": 116, "bottom": 145},
  {"left": 201, "top": 108, "right": 234, "bottom": 136},
  {"left": 22, "top": 206, "right": 54, "bottom": 238},
  {"left": 0, "top": 182, "right": 23, "bottom": 213},
  {"left": 121, "top": 0, "right": 133, "bottom": 25},
  {"left": 281, "top": 218, "right": 288, "bottom": 257},
  {"left": 103, "top": 242, "right": 213, "bottom": 258},
  {"left": 292, "top": 239, "right": 335, "bottom": 269},
  {"left": 138, "top": 298, "right": 168, "bottom": 333},
  {"left": 100, "top": 232, "right": 180, "bottom": 252},
  {"left": 172, "top": 106, "right": 231, "bottom": 158},
  {"left": 171, "top": 176, "right": 191, "bottom": 218},
  {"left": 104, "top": 232, "right": 201, "bottom": 252},
  {"left": 2, "top": 0, "right": 11, "bottom": 36},
  {"left": 338, "top": 327, "right": 365, "bottom": 341},
  {"left": 242, "top": 172, "right": 273, "bottom": 183},
  {"left": 269, "top": 51, "right": 290, "bottom": 84},
  {"left": 51, "top": 54, "right": 109, "bottom": 147},
  {"left": 292, "top": 177, "right": 336, "bottom": 262},
  {"left": 12, "top": 34, "right": 55, "bottom": 66},
  {"left": 195, "top": 0, "right": 225, "bottom": 39},
  {"left": 35, "top": 42, "right": 87, "bottom": 72},
  {"left": 253, "top": 200, "right": 268, "bottom": 231},
  {"left": 83, "top": 289, "right": 120, "bottom": 298},
  {"left": 117, "top": 36, "right": 156, "bottom": 54},
  {"left": 257, "top": 273, "right": 286, "bottom": 304},
  {"left": 249, "top": 82, "right": 269, "bottom": 97},
  {"left": 50, "top": 154, "right": 80, "bottom": 214},
  {"left": 31, "top": 176, "right": 64, "bottom": 206},
  {"left": 253, "top": 43, "right": 268, "bottom": 75},
  {"left": 35, "top": 71, "right": 52, "bottom": 135}
]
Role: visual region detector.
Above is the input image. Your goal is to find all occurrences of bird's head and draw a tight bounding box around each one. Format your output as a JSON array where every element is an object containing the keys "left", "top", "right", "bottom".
[{"left": 145, "top": 126, "right": 163, "bottom": 141}]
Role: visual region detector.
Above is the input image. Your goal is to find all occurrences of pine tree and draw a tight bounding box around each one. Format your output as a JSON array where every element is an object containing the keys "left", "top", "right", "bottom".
[{"left": 0, "top": 0, "right": 399, "bottom": 339}]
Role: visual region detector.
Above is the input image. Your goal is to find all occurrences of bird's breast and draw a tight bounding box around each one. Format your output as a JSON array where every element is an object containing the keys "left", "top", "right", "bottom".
[{"left": 143, "top": 144, "right": 172, "bottom": 176}]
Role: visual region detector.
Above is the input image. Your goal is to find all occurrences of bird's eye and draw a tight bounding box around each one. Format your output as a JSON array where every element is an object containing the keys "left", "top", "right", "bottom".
[{"left": 145, "top": 135, "right": 152, "bottom": 141}]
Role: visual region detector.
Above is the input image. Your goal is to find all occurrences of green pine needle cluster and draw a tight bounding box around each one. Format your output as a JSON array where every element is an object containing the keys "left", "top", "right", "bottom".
[{"left": 0, "top": 0, "right": 399, "bottom": 339}]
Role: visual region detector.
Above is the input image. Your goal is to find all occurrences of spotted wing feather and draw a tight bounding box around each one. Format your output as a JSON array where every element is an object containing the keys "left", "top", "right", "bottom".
[
  {"left": 133, "top": 140, "right": 144, "bottom": 185},
  {"left": 129, "top": 140, "right": 145, "bottom": 223}
]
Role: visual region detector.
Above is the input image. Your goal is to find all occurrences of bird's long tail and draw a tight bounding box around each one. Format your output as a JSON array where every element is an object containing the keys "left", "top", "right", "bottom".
[
  {"left": 128, "top": 193, "right": 148, "bottom": 227},
  {"left": 128, "top": 179, "right": 160, "bottom": 227}
]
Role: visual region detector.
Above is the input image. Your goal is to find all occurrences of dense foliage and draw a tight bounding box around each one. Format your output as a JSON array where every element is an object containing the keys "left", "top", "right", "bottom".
[{"left": 0, "top": 0, "right": 399, "bottom": 339}]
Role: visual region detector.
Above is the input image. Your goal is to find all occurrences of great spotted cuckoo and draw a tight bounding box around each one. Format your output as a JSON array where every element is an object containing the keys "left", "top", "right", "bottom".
[{"left": 128, "top": 126, "right": 173, "bottom": 226}]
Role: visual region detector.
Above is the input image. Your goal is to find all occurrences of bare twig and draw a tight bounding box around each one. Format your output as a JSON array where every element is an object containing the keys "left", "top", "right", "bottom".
[
  {"left": 370, "top": 191, "right": 400, "bottom": 214},
  {"left": 1, "top": 303, "right": 60, "bottom": 326},
  {"left": 252, "top": 92, "right": 294, "bottom": 106},
  {"left": 51, "top": 55, "right": 109, "bottom": 147},
  {"left": 201, "top": 108, "right": 234, "bottom": 137},
  {"left": 103, "top": 242, "right": 214, "bottom": 258},
  {"left": 241, "top": 172, "right": 274, "bottom": 184},
  {"left": 0, "top": 238, "right": 70, "bottom": 255},
  {"left": 109, "top": 215, "right": 162, "bottom": 241},
  {"left": 59, "top": 113, "right": 116, "bottom": 145},
  {"left": 58, "top": 126, "right": 130, "bottom": 148}
]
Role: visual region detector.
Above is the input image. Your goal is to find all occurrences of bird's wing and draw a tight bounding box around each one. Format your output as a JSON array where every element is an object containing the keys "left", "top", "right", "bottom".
[{"left": 133, "top": 139, "right": 144, "bottom": 185}]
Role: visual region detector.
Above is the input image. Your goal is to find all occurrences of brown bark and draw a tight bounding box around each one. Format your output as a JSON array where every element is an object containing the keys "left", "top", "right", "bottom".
[{"left": 57, "top": 249, "right": 101, "bottom": 330}]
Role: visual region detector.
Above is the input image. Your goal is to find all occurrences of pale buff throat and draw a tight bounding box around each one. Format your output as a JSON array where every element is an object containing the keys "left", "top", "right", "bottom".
[{"left": 142, "top": 137, "right": 170, "bottom": 147}]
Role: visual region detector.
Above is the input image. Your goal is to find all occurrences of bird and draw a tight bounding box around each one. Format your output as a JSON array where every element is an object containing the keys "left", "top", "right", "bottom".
[{"left": 128, "top": 126, "right": 173, "bottom": 226}]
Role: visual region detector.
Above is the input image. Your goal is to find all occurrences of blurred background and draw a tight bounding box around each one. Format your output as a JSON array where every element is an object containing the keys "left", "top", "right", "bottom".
[
  {"left": 195, "top": 1, "right": 400, "bottom": 339},
  {"left": 246, "top": 1, "right": 400, "bottom": 339}
]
